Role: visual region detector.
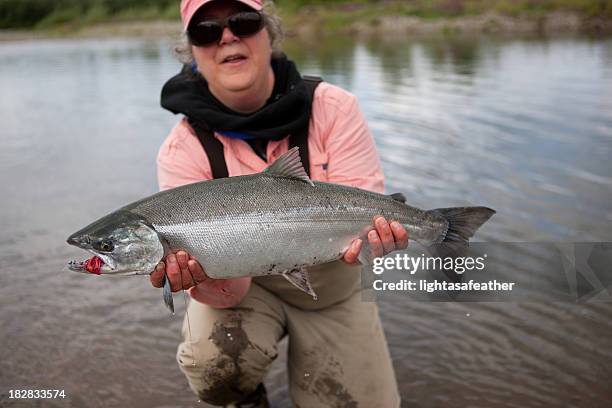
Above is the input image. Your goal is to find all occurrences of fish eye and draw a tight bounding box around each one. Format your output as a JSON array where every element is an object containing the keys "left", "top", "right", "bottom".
[{"left": 94, "top": 239, "right": 114, "bottom": 252}]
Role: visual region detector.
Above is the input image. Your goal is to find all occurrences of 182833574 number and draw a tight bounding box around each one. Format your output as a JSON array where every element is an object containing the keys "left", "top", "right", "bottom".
[{"left": 9, "top": 389, "right": 66, "bottom": 399}]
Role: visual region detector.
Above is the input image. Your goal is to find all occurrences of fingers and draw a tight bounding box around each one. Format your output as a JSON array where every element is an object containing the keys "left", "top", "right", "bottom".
[
  {"left": 150, "top": 262, "right": 165, "bottom": 288},
  {"left": 176, "top": 251, "right": 194, "bottom": 290},
  {"left": 188, "top": 254, "right": 208, "bottom": 283},
  {"left": 391, "top": 221, "right": 409, "bottom": 249},
  {"left": 342, "top": 239, "right": 362, "bottom": 265},
  {"left": 149, "top": 251, "right": 208, "bottom": 292},
  {"left": 344, "top": 219, "right": 409, "bottom": 265},
  {"left": 374, "top": 216, "right": 395, "bottom": 254},
  {"left": 165, "top": 253, "right": 183, "bottom": 292},
  {"left": 368, "top": 217, "right": 410, "bottom": 258},
  {"left": 368, "top": 229, "right": 384, "bottom": 258}
]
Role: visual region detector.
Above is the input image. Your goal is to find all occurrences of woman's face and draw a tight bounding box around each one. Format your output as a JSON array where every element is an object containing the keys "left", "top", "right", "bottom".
[{"left": 190, "top": 1, "right": 272, "bottom": 97}]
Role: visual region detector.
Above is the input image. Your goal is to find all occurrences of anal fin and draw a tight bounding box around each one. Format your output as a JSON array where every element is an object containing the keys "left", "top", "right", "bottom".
[{"left": 283, "top": 268, "right": 318, "bottom": 300}]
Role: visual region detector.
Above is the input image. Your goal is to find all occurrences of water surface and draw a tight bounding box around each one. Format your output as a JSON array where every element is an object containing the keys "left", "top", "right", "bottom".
[{"left": 1, "top": 34, "right": 611, "bottom": 407}]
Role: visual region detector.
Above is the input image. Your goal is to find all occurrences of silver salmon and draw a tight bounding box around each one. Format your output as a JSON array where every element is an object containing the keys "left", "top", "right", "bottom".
[{"left": 67, "top": 147, "right": 495, "bottom": 311}]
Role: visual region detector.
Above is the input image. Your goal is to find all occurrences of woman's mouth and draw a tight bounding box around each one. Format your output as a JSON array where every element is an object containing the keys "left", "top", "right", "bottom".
[{"left": 222, "top": 54, "right": 247, "bottom": 65}]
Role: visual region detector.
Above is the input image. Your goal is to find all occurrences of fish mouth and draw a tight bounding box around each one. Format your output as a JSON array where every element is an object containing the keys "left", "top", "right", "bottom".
[{"left": 67, "top": 256, "right": 105, "bottom": 275}]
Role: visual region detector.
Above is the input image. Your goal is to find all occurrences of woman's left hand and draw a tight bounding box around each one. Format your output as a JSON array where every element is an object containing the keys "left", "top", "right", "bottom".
[{"left": 343, "top": 216, "right": 409, "bottom": 264}]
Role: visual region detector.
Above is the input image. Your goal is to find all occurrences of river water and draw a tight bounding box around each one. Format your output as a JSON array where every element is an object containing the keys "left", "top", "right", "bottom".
[{"left": 1, "top": 34, "right": 611, "bottom": 407}]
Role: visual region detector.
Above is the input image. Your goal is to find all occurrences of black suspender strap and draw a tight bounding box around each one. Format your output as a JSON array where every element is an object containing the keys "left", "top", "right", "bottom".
[
  {"left": 190, "top": 120, "right": 229, "bottom": 179},
  {"left": 192, "top": 75, "right": 323, "bottom": 179},
  {"left": 288, "top": 75, "right": 322, "bottom": 178}
]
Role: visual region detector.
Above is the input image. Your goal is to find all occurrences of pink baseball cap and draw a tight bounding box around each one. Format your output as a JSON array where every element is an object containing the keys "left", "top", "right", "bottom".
[{"left": 180, "top": 0, "right": 264, "bottom": 29}]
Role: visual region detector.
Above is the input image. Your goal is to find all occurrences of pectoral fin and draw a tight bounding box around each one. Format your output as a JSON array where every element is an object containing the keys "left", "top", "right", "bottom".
[
  {"left": 162, "top": 273, "right": 175, "bottom": 315},
  {"left": 283, "top": 268, "right": 318, "bottom": 300}
]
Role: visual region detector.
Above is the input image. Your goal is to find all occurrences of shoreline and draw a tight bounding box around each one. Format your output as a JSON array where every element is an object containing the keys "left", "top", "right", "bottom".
[{"left": 1, "top": 12, "right": 610, "bottom": 43}]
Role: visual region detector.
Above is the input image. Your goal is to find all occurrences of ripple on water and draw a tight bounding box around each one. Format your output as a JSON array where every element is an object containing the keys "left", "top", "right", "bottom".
[{"left": 1, "top": 35, "right": 612, "bottom": 407}]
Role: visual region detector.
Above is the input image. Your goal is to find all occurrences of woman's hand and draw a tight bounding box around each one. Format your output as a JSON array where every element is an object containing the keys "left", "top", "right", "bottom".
[
  {"left": 343, "top": 216, "right": 409, "bottom": 264},
  {"left": 150, "top": 250, "right": 207, "bottom": 292},
  {"left": 150, "top": 251, "right": 250, "bottom": 308}
]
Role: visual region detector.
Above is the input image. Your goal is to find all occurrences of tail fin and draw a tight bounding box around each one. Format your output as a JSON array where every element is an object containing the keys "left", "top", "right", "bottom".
[
  {"left": 432, "top": 206, "right": 496, "bottom": 244},
  {"left": 426, "top": 206, "right": 495, "bottom": 284}
]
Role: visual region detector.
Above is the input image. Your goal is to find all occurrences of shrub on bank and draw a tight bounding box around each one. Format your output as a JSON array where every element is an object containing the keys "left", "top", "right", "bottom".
[{"left": 0, "top": 0, "right": 610, "bottom": 29}]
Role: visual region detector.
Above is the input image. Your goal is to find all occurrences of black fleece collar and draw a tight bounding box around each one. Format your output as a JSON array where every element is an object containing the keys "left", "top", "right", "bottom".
[{"left": 160, "top": 54, "right": 311, "bottom": 141}]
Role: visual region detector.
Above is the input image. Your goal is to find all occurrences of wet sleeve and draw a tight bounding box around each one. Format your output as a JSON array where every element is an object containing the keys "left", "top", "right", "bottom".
[
  {"left": 323, "top": 92, "right": 385, "bottom": 194},
  {"left": 156, "top": 120, "right": 251, "bottom": 308}
]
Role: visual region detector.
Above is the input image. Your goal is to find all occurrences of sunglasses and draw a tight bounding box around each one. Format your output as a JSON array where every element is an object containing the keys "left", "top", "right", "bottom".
[{"left": 188, "top": 11, "right": 264, "bottom": 47}]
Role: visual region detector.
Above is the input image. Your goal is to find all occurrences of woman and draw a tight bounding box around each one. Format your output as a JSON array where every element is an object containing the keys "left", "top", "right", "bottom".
[{"left": 151, "top": 0, "right": 408, "bottom": 406}]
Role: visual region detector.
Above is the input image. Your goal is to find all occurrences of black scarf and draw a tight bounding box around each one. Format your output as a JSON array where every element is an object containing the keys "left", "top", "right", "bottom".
[{"left": 160, "top": 54, "right": 311, "bottom": 141}]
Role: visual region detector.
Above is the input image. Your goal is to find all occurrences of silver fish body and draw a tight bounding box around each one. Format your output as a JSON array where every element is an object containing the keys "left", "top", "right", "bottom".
[
  {"left": 126, "top": 175, "right": 446, "bottom": 279},
  {"left": 67, "top": 148, "right": 495, "bottom": 307}
]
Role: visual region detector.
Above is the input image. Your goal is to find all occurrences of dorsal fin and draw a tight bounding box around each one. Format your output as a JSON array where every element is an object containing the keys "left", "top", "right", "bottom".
[
  {"left": 264, "top": 147, "right": 314, "bottom": 186},
  {"left": 389, "top": 193, "right": 407, "bottom": 203}
]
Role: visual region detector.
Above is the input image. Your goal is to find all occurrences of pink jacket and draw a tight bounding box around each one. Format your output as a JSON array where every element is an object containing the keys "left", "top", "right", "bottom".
[{"left": 157, "top": 82, "right": 384, "bottom": 307}]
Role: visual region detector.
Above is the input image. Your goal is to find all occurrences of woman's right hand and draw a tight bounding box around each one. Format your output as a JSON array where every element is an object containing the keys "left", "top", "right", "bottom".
[
  {"left": 149, "top": 250, "right": 251, "bottom": 308},
  {"left": 150, "top": 250, "right": 207, "bottom": 292}
]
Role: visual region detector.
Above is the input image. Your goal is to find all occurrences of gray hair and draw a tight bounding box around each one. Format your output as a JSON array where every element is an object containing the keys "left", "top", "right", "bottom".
[{"left": 174, "top": 0, "right": 284, "bottom": 65}]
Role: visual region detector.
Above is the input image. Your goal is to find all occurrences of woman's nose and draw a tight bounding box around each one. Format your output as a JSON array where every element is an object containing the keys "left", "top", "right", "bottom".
[{"left": 219, "top": 26, "right": 238, "bottom": 45}]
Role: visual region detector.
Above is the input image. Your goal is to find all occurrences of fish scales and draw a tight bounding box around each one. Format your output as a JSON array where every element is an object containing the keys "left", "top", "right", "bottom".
[
  {"left": 124, "top": 174, "right": 447, "bottom": 278},
  {"left": 67, "top": 147, "right": 495, "bottom": 307}
]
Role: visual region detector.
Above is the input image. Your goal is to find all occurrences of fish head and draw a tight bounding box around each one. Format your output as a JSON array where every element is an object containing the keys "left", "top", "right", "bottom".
[{"left": 66, "top": 210, "right": 165, "bottom": 275}]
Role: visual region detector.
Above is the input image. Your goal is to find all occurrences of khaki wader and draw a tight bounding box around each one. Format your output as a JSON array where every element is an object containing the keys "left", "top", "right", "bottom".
[{"left": 176, "top": 261, "right": 400, "bottom": 407}]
